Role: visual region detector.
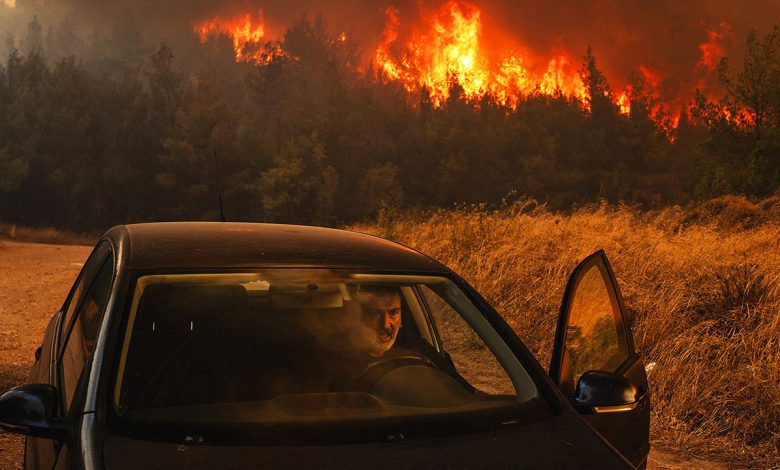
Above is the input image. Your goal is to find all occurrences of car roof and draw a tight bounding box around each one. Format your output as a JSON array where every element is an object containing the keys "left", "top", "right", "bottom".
[{"left": 105, "top": 222, "right": 449, "bottom": 272}]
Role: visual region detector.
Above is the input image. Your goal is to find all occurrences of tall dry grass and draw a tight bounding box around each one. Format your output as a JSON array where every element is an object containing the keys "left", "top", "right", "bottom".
[{"left": 353, "top": 195, "right": 780, "bottom": 467}]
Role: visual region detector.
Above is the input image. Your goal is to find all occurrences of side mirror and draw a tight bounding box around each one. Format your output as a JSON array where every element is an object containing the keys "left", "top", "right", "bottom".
[
  {"left": 571, "top": 370, "right": 642, "bottom": 414},
  {"left": 0, "top": 384, "right": 68, "bottom": 439}
]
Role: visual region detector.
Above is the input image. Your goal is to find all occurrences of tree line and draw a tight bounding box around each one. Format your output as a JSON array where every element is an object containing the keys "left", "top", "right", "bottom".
[{"left": 0, "top": 16, "right": 778, "bottom": 231}]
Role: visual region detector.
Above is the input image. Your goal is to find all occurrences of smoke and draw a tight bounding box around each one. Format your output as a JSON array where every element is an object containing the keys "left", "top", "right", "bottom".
[{"left": 4, "top": 0, "right": 778, "bottom": 107}]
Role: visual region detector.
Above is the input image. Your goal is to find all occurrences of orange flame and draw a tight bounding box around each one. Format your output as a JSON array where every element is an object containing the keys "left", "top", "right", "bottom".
[
  {"left": 374, "top": 1, "right": 589, "bottom": 108},
  {"left": 194, "top": 10, "right": 282, "bottom": 65},
  {"left": 190, "top": 1, "right": 736, "bottom": 132},
  {"left": 539, "top": 55, "right": 587, "bottom": 101},
  {"left": 617, "top": 89, "right": 631, "bottom": 115},
  {"left": 491, "top": 56, "right": 533, "bottom": 107},
  {"left": 375, "top": 2, "right": 489, "bottom": 105},
  {"left": 375, "top": 7, "right": 404, "bottom": 81}
]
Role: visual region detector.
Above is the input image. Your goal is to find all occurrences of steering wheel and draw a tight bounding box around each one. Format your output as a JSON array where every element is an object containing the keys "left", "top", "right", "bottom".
[{"left": 351, "top": 355, "right": 437, "bottom": 391}]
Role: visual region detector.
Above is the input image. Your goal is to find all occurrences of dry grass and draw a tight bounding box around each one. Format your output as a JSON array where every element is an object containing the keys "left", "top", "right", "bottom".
[{"left": 353, "top": 196, "right": 780, "bottom": 467}]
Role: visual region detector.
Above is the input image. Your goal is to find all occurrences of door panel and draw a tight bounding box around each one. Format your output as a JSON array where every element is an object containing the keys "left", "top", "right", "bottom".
[{"left": 550, "top": 250, "right": 650, "bottom": 467}]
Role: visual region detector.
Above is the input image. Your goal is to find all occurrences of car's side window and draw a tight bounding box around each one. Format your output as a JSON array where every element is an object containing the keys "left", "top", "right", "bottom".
[
  {"left": 58, "top": 242, "right": 111, "bottom": 349},
  {"left": 565, "top": 263, "right": 630, "bottom": 384},
  {"left": 59, "top": 254, "right": 114, "bottom": 412},
  {"left": 59, "top": 274, "right": 88, "bottom": 349},
  {"left": 418, "top": 285, "right": 516, "bottom": 395}
]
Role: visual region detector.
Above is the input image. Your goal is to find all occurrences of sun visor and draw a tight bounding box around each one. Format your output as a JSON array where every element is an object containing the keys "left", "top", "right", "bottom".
[{"left": 268, "top": 282, "right": 348, "bottom": 309}]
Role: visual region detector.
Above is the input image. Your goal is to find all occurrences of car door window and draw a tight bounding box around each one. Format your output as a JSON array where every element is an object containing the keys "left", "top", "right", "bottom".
[
  {"left": 565, "top": 262, "right": 629, "bottom": 384},
  {"left": 58, "top": 242, "right": 111, "bottom": 348},
  {"left": 59, "top": 254, "right": 114, "bottom": 412},
  {"left": 418, "top": 285, "right": 516, "bottom": 395}
]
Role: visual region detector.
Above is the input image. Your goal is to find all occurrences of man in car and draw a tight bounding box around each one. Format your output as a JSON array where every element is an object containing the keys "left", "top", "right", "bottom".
[
  {"left": 330, "top": 284, "right": 474, "bottom": 394},
  {"left": 355, "top": 285, "right": 403, "bottom": 357},
  {"left": 321, "top": 285, "right": 407, "bottom": 390}
]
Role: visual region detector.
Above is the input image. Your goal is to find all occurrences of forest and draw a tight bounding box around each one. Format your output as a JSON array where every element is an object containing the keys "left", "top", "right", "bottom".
[{"left": 0, "top": 13, "right": 778, "bottom": 231}]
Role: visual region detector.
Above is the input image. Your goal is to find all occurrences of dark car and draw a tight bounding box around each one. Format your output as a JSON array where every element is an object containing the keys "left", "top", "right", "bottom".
[{"left": 0, "top": 223, "right": 650, "bottom": 469}]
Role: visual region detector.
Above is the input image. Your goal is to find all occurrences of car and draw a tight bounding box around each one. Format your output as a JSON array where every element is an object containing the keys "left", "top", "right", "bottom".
[{"left": 0, "top": 222, "right": 650, "bottom": 469}]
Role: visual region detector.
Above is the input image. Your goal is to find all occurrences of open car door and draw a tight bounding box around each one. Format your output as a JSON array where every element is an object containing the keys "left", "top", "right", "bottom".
[{"left": 550, "top": 250, "right": 650, "bottom": 468}]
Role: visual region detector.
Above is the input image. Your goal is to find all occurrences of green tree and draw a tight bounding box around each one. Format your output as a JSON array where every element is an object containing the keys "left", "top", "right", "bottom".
[
  {"left": 719, "top": 26, "right": 780, "bottom": 141},
  {"left": 0, "top": 147, "right": 28, "bottom": 192},
  {"left": 580, "top": 47, "right": 616, "bottom": 120},
  {"left": 259, "top": 133, "right": 338, "bottom": 225},
  {"left": 157, "top": 78, "right": 239, "bottom": 220}
]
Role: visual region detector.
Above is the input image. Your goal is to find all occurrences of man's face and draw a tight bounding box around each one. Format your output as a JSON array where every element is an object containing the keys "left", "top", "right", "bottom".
[{"left": 358, "top": 290, "right": 402, "bottom": 357}]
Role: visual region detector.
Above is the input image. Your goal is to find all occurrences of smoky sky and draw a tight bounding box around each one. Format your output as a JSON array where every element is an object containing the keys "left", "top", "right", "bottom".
[{"left": 11, "top": 0, "right": 780, "bottom": 106}]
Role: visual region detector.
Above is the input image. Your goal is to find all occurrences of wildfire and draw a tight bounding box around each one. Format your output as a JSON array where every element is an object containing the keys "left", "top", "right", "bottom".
[
  {"left": 373, "top": 1, "right": 594, "bottom": 109},
  {"left": 192, "top": 0, "right": 735, "bottom": 126},
  {"left": 194, "top": 10, "right": 282, "bottom": 65},
  {"left": 374, "top": 2, "right": 490, "bottom": 105},
  {"left": 617, "top": 90, "right": 631, "bottom": 115},
  {"left": 539, "top": 55, "right": 587, "bottom": 101},
  {"left": 698, "top": 22, "right": 731, "bottom": 72}
]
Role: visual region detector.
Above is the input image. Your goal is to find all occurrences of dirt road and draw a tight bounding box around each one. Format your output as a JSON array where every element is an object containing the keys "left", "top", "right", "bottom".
[
  {"left": 0, "top": 240, "right": 728, "bottom": 469},
  {"left": 0, "top": 241, "right": 90, "bottom": 469}
]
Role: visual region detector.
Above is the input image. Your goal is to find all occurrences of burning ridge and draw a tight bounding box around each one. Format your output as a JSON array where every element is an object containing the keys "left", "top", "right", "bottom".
[{"left": 192, "top": 0, "right": 735, "bottom": 120}]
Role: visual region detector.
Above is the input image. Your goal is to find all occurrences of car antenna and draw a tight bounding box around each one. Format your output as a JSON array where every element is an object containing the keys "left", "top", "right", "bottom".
[{"left": 214, "top": 149, "right": 226, "bottom": 222}]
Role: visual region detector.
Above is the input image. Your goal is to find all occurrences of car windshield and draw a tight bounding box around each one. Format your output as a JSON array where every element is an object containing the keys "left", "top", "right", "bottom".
[{"left": 112, "top": 270, "right": 543, "bottom": 443}]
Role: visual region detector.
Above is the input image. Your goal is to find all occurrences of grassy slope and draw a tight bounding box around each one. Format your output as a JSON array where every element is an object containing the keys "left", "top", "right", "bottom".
[{"left": 353, "top": 195, "right": 780, "bottom": 467}]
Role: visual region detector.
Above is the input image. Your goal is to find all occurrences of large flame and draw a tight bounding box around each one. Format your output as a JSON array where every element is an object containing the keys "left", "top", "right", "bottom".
[
  {"left": 374, "top": 3, "right": 492, "bottom": 105},
  {"left": 373, "top": 1, "right": 593, "bottom": 108},
  {"left": 192, "top": 0, "right": 738, "bottom": 125},
  {"left": 539, "top": 55, "right": 587, "bottom": 102},
  {"left": 194, "top": 10, "right": 281, "bottom": 65}
]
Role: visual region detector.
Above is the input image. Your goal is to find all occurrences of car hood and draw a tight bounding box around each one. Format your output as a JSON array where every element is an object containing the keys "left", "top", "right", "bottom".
[{"left": 102, "top": 411, "right": 631, "bottom": 469}]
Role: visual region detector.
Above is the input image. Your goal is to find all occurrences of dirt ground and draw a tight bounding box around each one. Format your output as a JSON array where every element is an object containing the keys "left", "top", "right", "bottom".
[{"left": 0, "top": 240, "right": 731, "bottom": 469}]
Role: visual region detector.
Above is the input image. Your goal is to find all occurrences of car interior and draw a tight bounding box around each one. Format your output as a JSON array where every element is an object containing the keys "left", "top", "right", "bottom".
[{"left": 115, "top": 275, "right": 504, "bottom": 417}]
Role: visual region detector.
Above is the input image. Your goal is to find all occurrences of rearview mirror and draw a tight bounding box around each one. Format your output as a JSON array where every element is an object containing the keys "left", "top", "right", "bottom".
[
  {"left": 571, "top": 370, "right": 642, "bottom": 414},
  {"left": 0, "top": 384, "right": 68, "bottom": 439}
]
